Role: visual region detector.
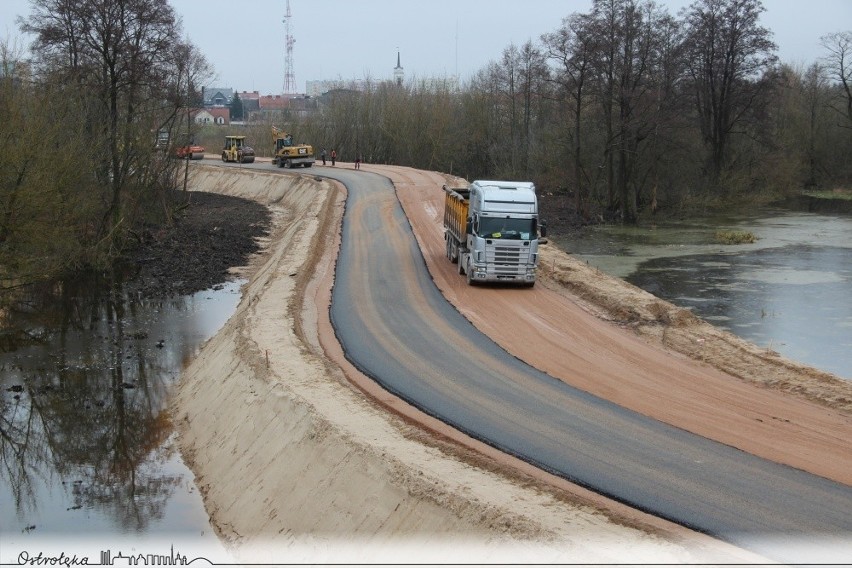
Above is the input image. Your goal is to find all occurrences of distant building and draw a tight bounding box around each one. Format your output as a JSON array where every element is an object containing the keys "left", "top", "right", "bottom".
[
  {"left": 202, "top": 87, "right": 233, "bottom": 107},
  {"left": 316, "top": 88, "right": 361, "bottom": 111},
  {"left": 0, "top": 58, "right": 30, "bottom": 87},
  {"left": 286, "top": 96, "right": 317, "bottom": 118},
  {"left": 306, "top": 51, "right": 406, "bottom": 97},
  {"left": 237, "top": 90, "right": 260, "bottom": 101},
  {"left": 194, "top": 107, "right": 230, "bottom": 125},
  {"left": 306, "top": 79, "right": 367, "bottom": 98},
  {"left": 258, "top": 94, "right": 288, "bottom": 111},
  {"left": 243, "top": 95, "right": 317, "bottom": 122},
  {"left": 394, "top": 51, "right": 404, "bottom": 86},
  {"left": 228, "top": 91, "right": 258, "bottom": 118}
]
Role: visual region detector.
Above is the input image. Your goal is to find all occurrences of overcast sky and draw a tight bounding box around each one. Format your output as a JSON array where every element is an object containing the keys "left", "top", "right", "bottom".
[{"left": 3, "top": 0, "right": 851, "bottom": 95}]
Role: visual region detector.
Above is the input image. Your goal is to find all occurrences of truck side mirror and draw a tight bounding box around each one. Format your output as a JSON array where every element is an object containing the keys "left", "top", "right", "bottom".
[
  {"left": 466, "top": 218, "right": 472, "bottom": 235},
  {"left": 539, "top": 221, "right": 548, "bottom": 238}
]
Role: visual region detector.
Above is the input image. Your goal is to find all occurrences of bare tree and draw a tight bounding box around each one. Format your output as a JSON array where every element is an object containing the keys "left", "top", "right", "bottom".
[
  {"left": 682, "top": 0, "right": 777, "bottom": 187},
  {"left": 1, "top": 47, "right": 102, "bottom": 284},
  {"left": 455, "top": 81, "right": 494, "bottom": 179},
  {"left": 613, "top": 0, "right": 661, "bottom": 222},
  {"left": 584, "top": 0, "right": 676, "bottom": 221},
  {"left": 642, "top": 7, "right": 687, "bottom": 213},
  {"left": 497, "top": 44, "right": 522, "bottom": 174},
  {"left": 543, "top": 13, "right": 596, "bottom": 217},
  {"left": 799, "top": 63, "right": 832, "bottom": 185},
  {"left": 167, "top": 40, "right": 212, "bottom": 198},
  {"left": 21, "top": 0, "right": 195, "bottom": 254},
  {"left": 588, "top": 0, "right": 621, "bottom": 210},
  {"left": 820, "top": 31, "right": 852, "bottom": 128},
  {"left": 468, "top": 61, "right": 510, "bottom": 176},
  {"left": 515, "top": 41, "right": 548, "bottom": 177}
]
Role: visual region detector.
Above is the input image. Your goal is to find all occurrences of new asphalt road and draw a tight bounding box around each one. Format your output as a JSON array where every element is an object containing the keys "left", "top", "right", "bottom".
[{"left": 274, "top": 164, "right": 852, "bottom": 563}]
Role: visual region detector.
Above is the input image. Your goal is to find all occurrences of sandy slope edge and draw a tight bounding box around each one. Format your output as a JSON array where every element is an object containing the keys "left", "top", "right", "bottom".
[
  {"left": 172, "top": 164, "right": 767, "bottom": 563},
  {"left": 537, "top": 247, "right": 852, "bottom": 412}
]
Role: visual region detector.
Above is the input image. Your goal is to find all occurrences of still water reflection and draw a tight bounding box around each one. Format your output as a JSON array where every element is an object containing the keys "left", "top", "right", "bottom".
[
  {"left": 1, "top": 276, "right": 239, "bottom": 561},
  {"left": 555, "top": 209, "right": 852, "bottom": 379}
]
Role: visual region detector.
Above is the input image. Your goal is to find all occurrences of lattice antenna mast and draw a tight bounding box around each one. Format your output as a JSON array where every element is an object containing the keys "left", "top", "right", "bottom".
[{"left": 283, "top": 0, "right": 296, "bottom": 94}]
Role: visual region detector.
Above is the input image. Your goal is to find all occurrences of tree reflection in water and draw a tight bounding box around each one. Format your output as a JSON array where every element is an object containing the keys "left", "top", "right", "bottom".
[{"left": 1, "top": 270, "right": 204, "bottom": 533}]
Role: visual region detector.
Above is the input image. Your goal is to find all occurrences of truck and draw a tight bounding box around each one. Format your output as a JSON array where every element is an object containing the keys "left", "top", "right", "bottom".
[
  {"left": 443, "top": 180, "right": 545, "bottom": 287},
  {"left": 221, "top": 135, "right": 255, "bottom": 163},
  {"left": 271, "top": 126, "right": 315, "bottom": 168}
]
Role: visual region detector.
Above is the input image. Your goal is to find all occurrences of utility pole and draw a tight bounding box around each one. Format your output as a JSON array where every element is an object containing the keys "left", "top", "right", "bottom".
[{"left": 283, "top": 0, "right": 296, "bottom": 95}]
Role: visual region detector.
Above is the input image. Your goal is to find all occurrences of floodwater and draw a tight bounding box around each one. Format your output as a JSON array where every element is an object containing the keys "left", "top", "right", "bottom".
[
  {"left": 553, "top": 208, "right": 852, "bottom": 380},
  {"left": 0, "top": 276, "right": 240, "bottom": 563}
]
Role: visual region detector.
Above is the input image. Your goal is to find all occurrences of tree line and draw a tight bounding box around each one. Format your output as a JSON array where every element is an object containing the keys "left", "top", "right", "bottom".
[
  {"left": 2, "top": 0, "right": 851, "bottom": 290},
  {"left": 1, "top": 0, "right": 210, "bottom": 289},
  {"left": 287, "top": 0, "right": 851, "bottom": 223}
]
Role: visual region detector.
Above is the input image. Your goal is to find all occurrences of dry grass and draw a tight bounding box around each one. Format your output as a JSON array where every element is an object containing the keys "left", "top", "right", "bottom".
[{"left": 804, "top": 188, "right": 852, "bottom": 201}]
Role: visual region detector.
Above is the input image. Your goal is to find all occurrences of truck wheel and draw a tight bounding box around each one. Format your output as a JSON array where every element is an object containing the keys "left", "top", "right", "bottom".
[
  {"left": 221, "top": 152, "right": 227, "bottom": 162},
  {"left": 465, "top": 260, "right": 475, "bottom": 286},
  {"left": 457, "top": 257, "right": 465, "bottom": 275},
  {"left": 304, "top": 163, "right": 313, "bottom": 168}
]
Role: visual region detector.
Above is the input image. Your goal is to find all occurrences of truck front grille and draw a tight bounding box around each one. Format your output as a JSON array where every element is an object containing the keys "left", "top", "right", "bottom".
[
  {"left": 486, "top": 244, "right": 530, "bottom": 275},
  {"left": 493, "top": 247, "right": 521, "bottom": 263}
]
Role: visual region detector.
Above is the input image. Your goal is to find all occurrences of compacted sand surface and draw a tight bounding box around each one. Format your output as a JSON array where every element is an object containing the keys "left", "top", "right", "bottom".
[{"left": 172, "top": 162, "right": 851, "bottom": 563}]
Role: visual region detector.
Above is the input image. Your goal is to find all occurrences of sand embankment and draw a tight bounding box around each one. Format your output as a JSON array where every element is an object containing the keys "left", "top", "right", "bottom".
[{"left": 172, "top": 163, "right": 820, "bottom": 563}]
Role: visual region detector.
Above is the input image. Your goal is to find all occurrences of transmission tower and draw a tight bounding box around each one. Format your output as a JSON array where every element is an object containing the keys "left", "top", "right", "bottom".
[{"left": 282, "top": 0, "right": 296, "bottom": 95}]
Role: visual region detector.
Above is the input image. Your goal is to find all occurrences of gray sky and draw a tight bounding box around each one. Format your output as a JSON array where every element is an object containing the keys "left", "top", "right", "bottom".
[{"left": 3, "top": 0, "right": 851, "bottom": 95}]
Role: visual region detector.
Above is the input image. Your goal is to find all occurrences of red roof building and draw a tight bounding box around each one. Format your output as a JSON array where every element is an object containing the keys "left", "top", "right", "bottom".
[{"left": 258, "top": 95, "right": 288, "bottom": 111}]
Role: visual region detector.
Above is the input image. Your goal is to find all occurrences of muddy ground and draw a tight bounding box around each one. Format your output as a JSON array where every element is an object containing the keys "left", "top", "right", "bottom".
[{"left": 125, "top": 190, "right": 271, "bottom": 298}]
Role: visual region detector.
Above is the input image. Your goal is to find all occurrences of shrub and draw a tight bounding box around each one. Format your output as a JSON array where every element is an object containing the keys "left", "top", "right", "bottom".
[{"left": 714, "top": 230, "right": 757, "bottom": 244}]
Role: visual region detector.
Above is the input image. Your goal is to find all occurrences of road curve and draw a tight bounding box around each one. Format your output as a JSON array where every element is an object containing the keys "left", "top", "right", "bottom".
[{"left": 265, "top": 164, "right": 851, "bottom": 562}]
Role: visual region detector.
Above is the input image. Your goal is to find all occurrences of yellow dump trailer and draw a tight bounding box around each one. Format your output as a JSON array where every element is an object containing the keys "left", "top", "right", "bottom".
[{"left": 443, "top": 186, "right": 470, "bottom": 260}]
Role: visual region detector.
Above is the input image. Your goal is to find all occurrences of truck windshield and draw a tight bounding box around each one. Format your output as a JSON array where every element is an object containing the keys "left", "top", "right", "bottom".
[{"left": 478, "top": 217, "right": 535, "bottom": 240}]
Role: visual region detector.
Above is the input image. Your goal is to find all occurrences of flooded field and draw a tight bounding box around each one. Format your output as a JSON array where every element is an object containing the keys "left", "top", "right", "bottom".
[{"left": 554, "top": 208, "right": 852, "bottom": 379}]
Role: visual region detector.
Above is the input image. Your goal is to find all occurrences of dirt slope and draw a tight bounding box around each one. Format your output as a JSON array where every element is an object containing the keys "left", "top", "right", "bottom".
[{"left": 173, "top": 162, "right": 849, "bottom": 563}]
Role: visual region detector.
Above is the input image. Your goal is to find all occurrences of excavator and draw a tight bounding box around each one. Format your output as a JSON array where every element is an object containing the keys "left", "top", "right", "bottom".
[{"left": 271, "top": 126, "right": 315, "bottom": 168}]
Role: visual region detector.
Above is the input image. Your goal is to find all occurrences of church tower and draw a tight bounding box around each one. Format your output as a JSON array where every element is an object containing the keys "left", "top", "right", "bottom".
[{"left": 393, "top": 50, "right": 404, "bottom": 86}]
